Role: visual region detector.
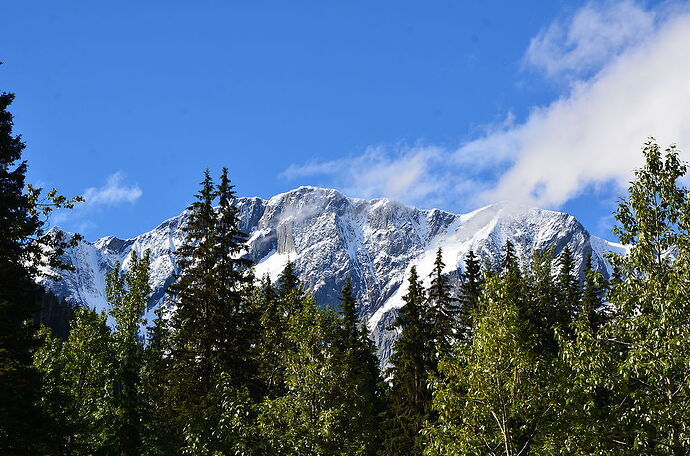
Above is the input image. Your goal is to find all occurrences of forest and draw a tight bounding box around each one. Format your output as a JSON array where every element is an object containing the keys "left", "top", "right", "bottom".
[{"left": 2, "top": 88, "right": 690, "bottom": 456}]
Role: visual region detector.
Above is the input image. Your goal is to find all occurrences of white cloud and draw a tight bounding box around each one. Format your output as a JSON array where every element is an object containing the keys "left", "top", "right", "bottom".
[
  {"left": 281, "top": 145, "right": 452, "bottom": 207},
  {"left": 283, "top": 1, "right": 690, "bottom": 213},
  {"left": 84, "top": 172, "right": 142, "bottom": 206},
  {"left": 472, "top": 2, "right": 690, "bottom": 207},
  {"left": 524, "top": 0, "right": 656, "bottom": 79}
]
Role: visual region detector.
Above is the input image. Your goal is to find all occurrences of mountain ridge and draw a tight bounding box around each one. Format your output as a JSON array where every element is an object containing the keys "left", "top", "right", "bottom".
[{"left": 39, "top": 186, "right": 625, "bottom": 359}]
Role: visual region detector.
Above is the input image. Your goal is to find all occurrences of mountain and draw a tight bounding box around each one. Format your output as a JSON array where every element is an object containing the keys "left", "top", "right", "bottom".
[{"left": 39, "top": 186, "right": 625, "bottom": 361}]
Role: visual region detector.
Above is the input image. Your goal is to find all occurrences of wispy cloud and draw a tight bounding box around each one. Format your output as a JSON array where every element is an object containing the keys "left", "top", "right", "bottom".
[
  {"left": 83, "top": 172, "right": 142, "bottom": 206},
  {"left": 51, "top": 172, "right": 142, "bottom": 235},
  {"left": 524, "top": 0, "right": 656, "bottom": 79},
  {"left": 281, "top": 145, "right": 457, "bottom": 208},
  {"left": 282, "top": 1, "right": 690, "bottom": 212}
]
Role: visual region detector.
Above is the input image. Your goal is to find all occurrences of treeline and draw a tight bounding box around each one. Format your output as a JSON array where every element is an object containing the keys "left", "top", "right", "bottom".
[{"left": 2, "top": 86, "right": 690, "bottom": 455}]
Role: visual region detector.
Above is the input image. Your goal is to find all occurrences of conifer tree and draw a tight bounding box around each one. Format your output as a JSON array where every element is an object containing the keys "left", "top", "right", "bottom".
[
  {"left": 426, "top": 248, "right": 456, "bottom": 363},
  {"left": 167, "top": 168, "right": 256, "bottom": 440},
  {"left": 458, "top": 249, "right": 482, "bottom": 338},
  {"left": 212, "top": 167, "right": 257, "bottom": 392},
  {"left": 425, "top": 270, "right": 553, "bottom": 456},
  {"left": 168, "top": 170, "right": 219, "bottom": 412},
  {"left": 580, "top": 254, "right": 607, "bottom": 332},
  {"left": 527, "top": 249, "right": 559, "bottom": 354},
  {"left": 0, "top": 91, "right": 82, "bottom": 453},
  {"left": 382, "top": 266, "right": 431, "bottom": 456},
  {"left": 555, "top": 246, "right": 579, "bottom": 329},
  {"left": 335, "top": 276, "right": 384, "bottom": 456},
  {"left": 254, "top": 274, "right": 286, "bottom": 398}
]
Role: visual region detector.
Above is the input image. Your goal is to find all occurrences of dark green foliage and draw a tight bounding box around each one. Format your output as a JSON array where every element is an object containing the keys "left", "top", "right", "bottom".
[
  {"left": 336, "top": 277, "right": 385, "bottom": 456},
  {"left": 580, "top": 254, "right": 607, "bottom": 332},
  {"left": 458, "top": 249, "right": 482, "bottom": 338},
  {"left": 0, "top": 92, "right": 81, "bottom": 454},
  {"left": 167, "top": 168, "right": 257, "bottom": 439},
  {"left": 426, "top": 248, "right": 457, "bottom": 362},
  {"left": 382, "top": 266, "right": 432, "bottom": 456},
  {"left": 555, "top": 246, "right": 579, "bottom": 327},
  {"left": 20, "top": 134, "right": 690, "bottom": 455}
]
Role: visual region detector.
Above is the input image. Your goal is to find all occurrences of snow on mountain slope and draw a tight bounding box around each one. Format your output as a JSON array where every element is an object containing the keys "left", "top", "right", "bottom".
[{"left": 39, "top": 186, "right": 624, "bottom": 360}]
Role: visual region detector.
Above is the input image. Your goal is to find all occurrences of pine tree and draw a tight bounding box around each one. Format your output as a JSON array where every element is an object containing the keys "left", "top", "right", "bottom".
[
  {"left": 458, "top": 250, "right": 482, "bottom": 339},
  {"left": 0, "top": 92, "right": 82, "bottom": 453},
  {"left": 382, "top": 266, "right": 431, "bottom": 456},
  {"left": 580, "top": 254, "right": 607, "bottom": 332},
  {"left": 335, "top": 276, "right": 385, "bottom": 456},
  {"left": 555, "top": 246, "right": 579, "bottom": 329},
  {"left": 426, "top": 248, "right": 457, "bottom": 364}
]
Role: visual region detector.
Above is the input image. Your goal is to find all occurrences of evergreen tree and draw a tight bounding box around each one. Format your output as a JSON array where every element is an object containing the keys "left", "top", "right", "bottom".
[
  {"left": 458, "top": 250, "right": 482, "bottom": 339},
  {"left": 527, "top": 249, "right": 559, "bottom": 354},
  {"left": 382, "top": 266, "right": 431, "bottom": 456},
  {"left": 213, "top": 168, "right": 257, "bottom": 391},
  {"left": 0, "top": 92, "right": 82, "bottom": 453},
  {"left": 426, "top": 248, "right": 457, "bottom": 363},
  {"left": 335, "top": 276, "right": 385, "bottom": 456},
  {"left": 580, "top": 254, "right": 607, "bottom": 332},
  {"left": 167, "top": 168, "right": 256, "bottom": 438},
  {"left": 254, "top": 274, "right": 286, "bottom": 399},
  {"left": 254, "top": 262, "right": 306, "bottom": 400},
  {"left": 168, "top": 170, "right": 219, "bottom": 408},
  {"left": 555, "top": 246, "right": 579, "bottom": 329}
]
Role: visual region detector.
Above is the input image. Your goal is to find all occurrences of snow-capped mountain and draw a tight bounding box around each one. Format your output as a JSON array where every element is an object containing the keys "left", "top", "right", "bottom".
[{"left": 39, "top": 186, "right": 625, "bottom": 360}]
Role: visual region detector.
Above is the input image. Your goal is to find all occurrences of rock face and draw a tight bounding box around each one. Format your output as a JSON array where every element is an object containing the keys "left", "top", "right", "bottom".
[{"left": 39, "top": 186, "right": 625, "bottom": 361}]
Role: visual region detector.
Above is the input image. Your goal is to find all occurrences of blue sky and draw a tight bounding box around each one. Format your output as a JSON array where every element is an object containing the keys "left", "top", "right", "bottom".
[{"left": 3, "top": 0, "right": 689, "bottom": 241}]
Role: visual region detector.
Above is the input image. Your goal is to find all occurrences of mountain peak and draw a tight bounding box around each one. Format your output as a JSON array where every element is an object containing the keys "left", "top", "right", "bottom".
[{"left": 40, "top": 187, "right": 622, "bottom": 363}]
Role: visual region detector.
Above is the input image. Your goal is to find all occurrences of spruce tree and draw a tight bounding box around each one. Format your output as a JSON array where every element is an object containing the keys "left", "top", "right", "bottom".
[
  {"left": 580, "top": 254, "right": 607, "bottom": 332},
  {"left": 426, "top": 248, "right": 457, "bottom": 363},
  {"left": 168, "top": 170, "right": 218, "bottom": 405},
  {"left": 140, "top": 305, "right": 177, "bottom": 456},
  {"left": 213, "top": 167, "right": 257, "bottom": 391},
  {"left": 382, "top": 266, "right": 431, "bottom": 456},
  {"left": 555, "top": 246, "right": 579, "bottom": 329},
  {"left": 0, "top": 92, "right": 82, "bottom": 453},
  {"left": 458, "top": 249, "right": 482, "bottom": 339},
  {"left": 425, "top": 271, "right": 552, "bottom": 456},
  {"left": 336, "top": 276, "right": 384, "bottom": 456}
]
